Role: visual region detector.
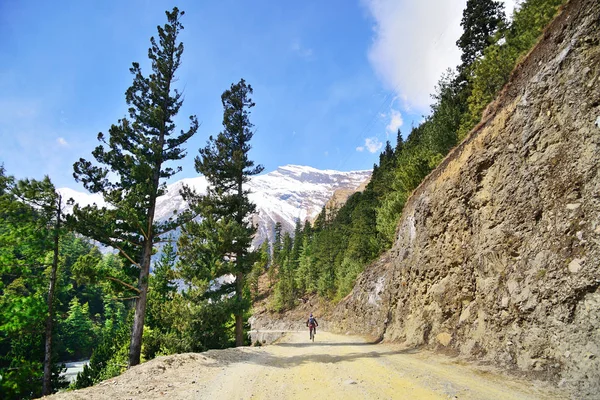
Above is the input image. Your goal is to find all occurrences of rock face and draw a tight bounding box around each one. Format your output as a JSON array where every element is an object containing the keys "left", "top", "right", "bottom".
[{"left": 331, "top": 0, "right": 600, "bottom": 395}]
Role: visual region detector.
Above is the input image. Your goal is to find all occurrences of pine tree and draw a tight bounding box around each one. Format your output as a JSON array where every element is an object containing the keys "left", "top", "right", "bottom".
[
  {"left": 151, "top": 241, "right": 177, "bottom": 301},
  {"left": 280, "top": 232, "right": 293, "bottom": 266},
  {"left": 295, "top": 236, "right": 315, "bottom": 294},
  {"left": 290, "top": 219, "right": 303, "bottom": 270},
  {"left": 0, "top": 172, "right": 66, "bottom": 398},
  {"left": 248, "top": 241, "right": 269, "bottom": 299},
  {"left": 12, "top": 178, "right": 64, "bottom": 396},
  {"left": 190, "top": 78, "right": 263, "bottom": 346},
  {"left": 380, "top": 140, "right": 394, "bottom": 166},
  {"left": 272, "top": 222, "right": 283, "bottom": 265},
  {"left": 62, "top": 298, "right": 95, "bottom": 360},
  {"left": 457, "top": 0, "right": 505, "bottom": 66},
  {"left": 71, "top": 8, "right": 198, "bottom": 366},
  {"left": 395, "top": 129, "right": 404, "bottom": 154},
  {"left": 313, "top": 207, "right": 327, "bottom": 231}
]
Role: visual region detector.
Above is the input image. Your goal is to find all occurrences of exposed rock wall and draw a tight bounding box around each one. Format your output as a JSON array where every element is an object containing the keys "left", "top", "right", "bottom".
[{"left": 331, "top": 0, "right": 600, "bottom": 395}]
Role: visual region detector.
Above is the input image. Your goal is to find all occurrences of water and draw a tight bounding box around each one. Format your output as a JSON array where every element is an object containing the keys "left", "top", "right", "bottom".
[{"left": 61, "top": 360, "right": 89, "bottom": 383}]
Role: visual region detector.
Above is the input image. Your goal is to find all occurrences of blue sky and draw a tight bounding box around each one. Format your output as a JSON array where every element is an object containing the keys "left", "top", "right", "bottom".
[{"left": 0, "top": 0, "right": 515, "bottom": 190}]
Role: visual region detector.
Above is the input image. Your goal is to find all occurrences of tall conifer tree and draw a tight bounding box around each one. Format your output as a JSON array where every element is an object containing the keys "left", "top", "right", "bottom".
[
  {"left": 72, "top": 8, "right": 198, "bottom": 366},
  {"left": 457, "top": 0, "right": 505, "bottom": 66},
  {"left": 13, "top": 178, "right": 64, "bottom": 396},
  {"left": 190, "top": 78, "right": 263, "bottom": 346},
  {"left": 0, "top": 172, "right": 66, "bottom": 397}
]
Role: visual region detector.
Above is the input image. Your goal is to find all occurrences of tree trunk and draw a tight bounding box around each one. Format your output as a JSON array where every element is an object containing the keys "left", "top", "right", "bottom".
[
  {"left": 235, "top": 271, "right": 244, "bottom": 346},
  {"left": 129, "top": 124, "right": 163, "bottom": 367},
  {"left": 234, "top": 173, "right": 245, "bottom": 347},
  {"left": 128, "top": 238, "right": 152, "bottom": 367},
  {"left": 42, "top": 194, "right": 61, "bottom": 396}
]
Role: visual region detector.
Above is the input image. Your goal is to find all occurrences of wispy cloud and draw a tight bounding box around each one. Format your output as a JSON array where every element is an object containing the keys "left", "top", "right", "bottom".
[
  {"left": 59, "top": 110, "right": 68, "bottom": 125},
  {"left": 356, "top": 137, "right": 383, "bottom": 153},
  {"left": 57, "top": 137, "right": 69, "bottom": 147},
  {"left": 385, "top": 108, "right": 403, "bottom": 135},
  {"left": 363, "top": 0, "right": 517, "bottom": 112}
]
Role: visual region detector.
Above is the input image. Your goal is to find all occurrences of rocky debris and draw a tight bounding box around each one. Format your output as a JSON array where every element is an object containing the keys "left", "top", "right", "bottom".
[{"left": 329, "top": 0, "right": 600, "bottom": 396}]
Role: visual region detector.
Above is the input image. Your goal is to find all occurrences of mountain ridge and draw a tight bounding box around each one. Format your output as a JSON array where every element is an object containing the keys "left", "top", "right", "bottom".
[{"left": 58, "top": 164, "right": 372, "bottom": 246}]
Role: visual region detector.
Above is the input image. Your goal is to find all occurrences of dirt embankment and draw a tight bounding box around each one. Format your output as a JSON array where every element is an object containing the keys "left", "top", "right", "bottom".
[
  {"left": 330, "top": 0, "right": 600, "bottom": 396},
  {"left": 47, "top": 331, "right": 568, "bottom": 400}
]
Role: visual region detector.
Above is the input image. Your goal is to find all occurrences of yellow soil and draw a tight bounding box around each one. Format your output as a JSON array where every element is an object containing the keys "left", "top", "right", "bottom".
[{"left": 48, "top": 331, "right": 567, "bottom": 400}]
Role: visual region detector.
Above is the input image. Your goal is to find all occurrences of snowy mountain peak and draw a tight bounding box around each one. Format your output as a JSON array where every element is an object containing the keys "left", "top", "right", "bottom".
[{"left": 58, "top": 165, "right": 371, "bottom": 246}]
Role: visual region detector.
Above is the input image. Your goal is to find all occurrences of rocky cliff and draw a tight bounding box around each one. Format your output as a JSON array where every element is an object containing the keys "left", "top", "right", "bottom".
[{"left": 330, "top": 0, "right": 600, "bottom": 395}]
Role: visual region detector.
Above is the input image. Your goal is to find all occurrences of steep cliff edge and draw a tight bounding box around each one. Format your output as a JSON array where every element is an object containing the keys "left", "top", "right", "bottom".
[{"left": 331, "top": 0, "right": 600, "bottom": 395}]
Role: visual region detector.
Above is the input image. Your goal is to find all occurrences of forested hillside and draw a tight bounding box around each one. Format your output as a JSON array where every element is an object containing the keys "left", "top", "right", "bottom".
[
  {"left": 267, "top": 0, "right": 566, "bottom": 309},
  {"left": 0, "top": 0, "right": 571, "bottom": 398}
]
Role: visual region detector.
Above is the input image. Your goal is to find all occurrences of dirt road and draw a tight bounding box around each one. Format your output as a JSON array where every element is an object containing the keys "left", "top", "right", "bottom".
[{"left": 49, "top": 331, "right": 567, "bottom": 399}]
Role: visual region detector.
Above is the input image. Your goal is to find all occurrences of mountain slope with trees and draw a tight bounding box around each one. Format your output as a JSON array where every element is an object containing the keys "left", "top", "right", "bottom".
[
  {"left": 261, "top": 0, "right": 567, "bottom": 312},
  {"left": 0, "top": 168, "right": 125, "bottom": 398}
]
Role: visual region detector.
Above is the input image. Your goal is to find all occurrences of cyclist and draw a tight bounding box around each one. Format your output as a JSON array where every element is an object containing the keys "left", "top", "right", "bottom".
[{"left": 306, "top": 313, "right": 318, "bottom": 339}]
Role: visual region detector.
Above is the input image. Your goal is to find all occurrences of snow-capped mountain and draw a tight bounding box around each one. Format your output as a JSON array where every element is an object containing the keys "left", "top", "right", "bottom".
[
  {"left": 246, "top": 165, "right": 371, "bottom": 244},
  {"left": 59, "top": 165, "right": 371, "bottom": 246}
]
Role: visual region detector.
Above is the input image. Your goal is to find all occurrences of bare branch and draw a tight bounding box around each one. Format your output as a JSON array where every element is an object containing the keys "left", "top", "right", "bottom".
[
  {"left": 137, "top": 220, "right": 149, "bottom": 241},
  {"left": 112, "top": 243, "right": 142, "bottom": 269},
  {"left": 107, "top": 276, "right": 140, "bottom": 293},
  {"left": 112, "top": 295, "right": 140, "bottom": 301}
]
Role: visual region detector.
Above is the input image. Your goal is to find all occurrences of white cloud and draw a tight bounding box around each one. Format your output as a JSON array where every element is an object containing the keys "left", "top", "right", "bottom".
[
  {"left": 57, "top": 137, "right": 69, "bottom": 147},
  {"left": 385, "top": 109, "right": 403, "bottom": 135},
  {"left": 356, "top": 137, "right": 383, "bottom": 153},
  {"left": 504, "top": 0, "right": 518, "bottom": 18},
  {"left": 364, "top": 0, "right": 516, "bottom": 111}
]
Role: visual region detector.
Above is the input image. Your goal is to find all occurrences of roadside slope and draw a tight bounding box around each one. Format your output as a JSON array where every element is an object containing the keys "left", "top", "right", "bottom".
[{"left": 330, "top": 0, "right": 600, "bottom": 395}]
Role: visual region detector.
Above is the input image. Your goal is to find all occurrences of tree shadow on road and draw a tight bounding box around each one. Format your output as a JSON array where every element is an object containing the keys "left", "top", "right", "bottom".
[
  {"left": 275, "top": 342, "right": 377, "bottom": 347},
  {"left": 250, "top": 347, "right": 420, "bottom": 369},
  {"left": 202, "top": 341, "right": 421, "bottom": 370}
]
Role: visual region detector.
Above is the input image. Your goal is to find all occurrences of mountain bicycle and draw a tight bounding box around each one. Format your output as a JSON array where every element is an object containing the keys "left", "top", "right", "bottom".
[{"left": 309, "top": 324, "right": 316, "bottom": 342}]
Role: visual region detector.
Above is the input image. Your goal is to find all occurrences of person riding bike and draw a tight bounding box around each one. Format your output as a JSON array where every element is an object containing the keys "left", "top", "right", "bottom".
[{"left": 306, "top": 313, "right": 318, "bottom": 338}]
